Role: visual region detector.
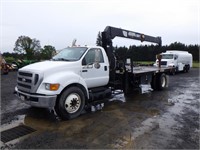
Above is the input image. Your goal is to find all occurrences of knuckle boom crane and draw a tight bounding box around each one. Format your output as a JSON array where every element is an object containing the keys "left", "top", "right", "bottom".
[
  {"left": 101, "top": 26, "right": 170, "bottom": 95},
  {"left": 102, "top": 26, "right": 161, "bottom": 69}
]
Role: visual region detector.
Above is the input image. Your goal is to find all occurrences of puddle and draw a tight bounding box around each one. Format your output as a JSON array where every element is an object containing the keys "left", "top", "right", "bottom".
[
  {"left": 132, "top": 117, "right": 159, "bottom": 140},
  {"left": 131, "top": 90, "right": 197, "bottom": 142},
  {"left": 1, "top": 98, "right": 28, "bottom": 115}
]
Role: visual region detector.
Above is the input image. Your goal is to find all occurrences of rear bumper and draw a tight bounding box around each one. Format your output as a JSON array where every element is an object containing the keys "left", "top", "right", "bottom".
[{"left": 14, "top": 87, "right": 57, "bottom": 109}]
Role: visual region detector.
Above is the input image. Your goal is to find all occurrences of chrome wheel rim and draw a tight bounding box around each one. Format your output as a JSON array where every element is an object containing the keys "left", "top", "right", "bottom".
[{"left": 64, "top": 93, "right": 81, "bottom": 113}]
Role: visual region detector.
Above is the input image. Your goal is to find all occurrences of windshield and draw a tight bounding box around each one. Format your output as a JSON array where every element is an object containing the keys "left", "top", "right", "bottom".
[
  {"left": 52, "top": 47, "right": 87, "bottom": 61},
  {"left": 162, "top": 54, "right": 174, "bottom": 59}
]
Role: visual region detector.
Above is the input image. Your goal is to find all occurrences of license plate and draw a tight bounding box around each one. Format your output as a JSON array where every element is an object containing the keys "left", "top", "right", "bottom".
[{"left": 20, "top": 95, "right": 25, "bottom": 101}]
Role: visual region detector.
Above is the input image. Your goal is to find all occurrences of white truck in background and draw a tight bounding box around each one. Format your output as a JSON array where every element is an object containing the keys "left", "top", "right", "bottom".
[{"left": 155, "top": 50, "right": 193, "bottom": 74}]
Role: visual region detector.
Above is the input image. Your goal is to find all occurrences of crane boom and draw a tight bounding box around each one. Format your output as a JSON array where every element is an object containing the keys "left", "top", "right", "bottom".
[
  {"left": 102, "top": 26, "right": 161, "bottom": 46},
  {"left": 101, "top": 26, "right": 162, "bottom": 70}
]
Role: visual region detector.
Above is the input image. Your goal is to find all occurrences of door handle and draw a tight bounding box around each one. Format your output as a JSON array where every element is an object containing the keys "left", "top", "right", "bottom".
[
  {"left": 82, "top": 70, "right": 88, "bottom": 72},
  {"left": 104, "top": 66, "right": 107, "bottom": 71}
]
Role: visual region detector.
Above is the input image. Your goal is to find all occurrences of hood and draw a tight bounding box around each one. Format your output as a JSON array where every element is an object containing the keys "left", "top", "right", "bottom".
[
  {"left": 161, "top": 59, "right": 174, "bottom": 63},
  {"left": 20, "top": 61, "right": 79, "bottom": 72}
]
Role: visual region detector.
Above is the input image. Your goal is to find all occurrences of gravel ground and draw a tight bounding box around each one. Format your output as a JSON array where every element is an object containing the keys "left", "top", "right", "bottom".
[{"left": 0, "top": 68, "right": 199, "bottom": 149}]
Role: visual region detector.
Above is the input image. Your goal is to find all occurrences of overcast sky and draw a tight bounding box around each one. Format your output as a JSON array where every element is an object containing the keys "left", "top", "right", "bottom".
[{"left": 1, "top": 0, "right": 199, "bottom": 53}]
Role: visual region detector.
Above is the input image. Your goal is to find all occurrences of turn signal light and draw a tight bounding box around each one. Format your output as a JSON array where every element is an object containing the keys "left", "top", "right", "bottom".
[{"left": 45, "top": 83, "right": 60, "bottom": 91}]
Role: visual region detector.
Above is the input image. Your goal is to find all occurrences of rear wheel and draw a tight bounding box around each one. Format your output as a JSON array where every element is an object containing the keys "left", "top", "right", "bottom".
[
  {"left": 151, "top": 75, "right": 157, "bottom": 90},
  {"left": 55, "top": 86, "right": 85, "bottom": 120},
  {"left": 157, "top": 73, "right": 167, "bottom": 90},
  {"left": 151, "top": 73, "right": 168, "bottom": 91},
  {"left": 183, "top": 65, "right": 190, "bottom": 73},
  {"left": 183, "top": 66, "right": 187, "bottom": 73}
]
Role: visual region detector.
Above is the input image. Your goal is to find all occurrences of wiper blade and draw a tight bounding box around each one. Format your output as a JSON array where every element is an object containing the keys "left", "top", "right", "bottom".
[{"left": 53, "top": 58, "right": 70, "bottom": 61}]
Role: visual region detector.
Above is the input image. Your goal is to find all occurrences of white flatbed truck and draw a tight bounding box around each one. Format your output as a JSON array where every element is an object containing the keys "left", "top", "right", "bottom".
[{"left": 15, "top": 26, "right": 174, "bottom": 120}]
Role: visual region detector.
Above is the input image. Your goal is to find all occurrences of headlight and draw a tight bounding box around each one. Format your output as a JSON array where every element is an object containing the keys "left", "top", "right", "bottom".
[{"left": 45, "top": 83, "right": 60, "bottom": 91}]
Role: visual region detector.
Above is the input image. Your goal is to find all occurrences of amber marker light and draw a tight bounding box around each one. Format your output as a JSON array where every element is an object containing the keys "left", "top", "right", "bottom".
[{"left": 45, "top": 83, "right": 60, "bottom": 91}]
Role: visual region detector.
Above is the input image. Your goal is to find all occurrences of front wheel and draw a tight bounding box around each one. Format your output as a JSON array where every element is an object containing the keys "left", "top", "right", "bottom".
[{"left": 55, "top": 86, "right": 85, "bottom": 120}]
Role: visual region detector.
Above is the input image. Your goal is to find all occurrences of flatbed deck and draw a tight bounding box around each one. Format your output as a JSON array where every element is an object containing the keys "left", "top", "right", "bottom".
[{"left": 131, "top": 66, "right": 174, "bottom": 75}]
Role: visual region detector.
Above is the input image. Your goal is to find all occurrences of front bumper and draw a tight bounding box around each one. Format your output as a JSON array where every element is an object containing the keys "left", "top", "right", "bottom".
[{"left": 15, "top": 87, "right": 57, "bottom": 109}]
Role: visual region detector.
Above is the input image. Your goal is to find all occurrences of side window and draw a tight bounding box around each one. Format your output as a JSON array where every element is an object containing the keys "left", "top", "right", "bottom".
[
  {"left": 96, "top": 49, "right": 104, "bottom": 63},
  {"left": 82, "top": 49, "right": 104, "bottom": 65}
]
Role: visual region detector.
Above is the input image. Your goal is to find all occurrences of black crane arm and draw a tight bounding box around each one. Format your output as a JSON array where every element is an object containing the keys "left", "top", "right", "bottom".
[
  {"left": 101, "top": 26, "right": 162, "bottom": 71},
  {"left": 101, "top": 26, "right": 161, "bottom": 67},
  {"left": 102, "top": 26, "right": 162, "bottom": 46}
]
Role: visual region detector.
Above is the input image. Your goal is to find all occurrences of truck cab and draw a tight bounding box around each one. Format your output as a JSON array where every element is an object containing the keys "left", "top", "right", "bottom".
[{"left": 155, "top": 53, "right": 178, "bottom": 67}]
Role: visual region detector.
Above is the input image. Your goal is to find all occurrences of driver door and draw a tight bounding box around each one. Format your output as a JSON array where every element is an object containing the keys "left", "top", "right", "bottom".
[{"left": 81, "top": 48, "right": 109, "bottom": 88}]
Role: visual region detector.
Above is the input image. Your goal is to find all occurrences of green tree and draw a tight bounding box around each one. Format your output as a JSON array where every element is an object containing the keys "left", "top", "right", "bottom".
[
  {"left": 168, "top": 42, "right": 186, "bottom": 50},
  {"left": 14, "top": 36, "right": 41, "bottom": 60},
  {"left": 115, "top": 46, "right": 128, "bottom": 60},
  {"left": 96, "top": 32, "right": 102, "bottom": 46},
  {"left": 41, "top": 45, "right": 56, "bottom": 60},
  {"left": 4, "top": 56, "right": 15, "bottom": 63}
]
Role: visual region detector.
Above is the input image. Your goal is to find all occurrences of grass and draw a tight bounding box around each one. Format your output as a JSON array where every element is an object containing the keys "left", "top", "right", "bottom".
[
  {"left": 135, "top": 61, "right": 154, "bottom": 64},
  {"left": 193, "top": 61, "right": 200, "bottom": 68},
  {"left": 134, "top": 61, "right": 154, "bottom": 65}
]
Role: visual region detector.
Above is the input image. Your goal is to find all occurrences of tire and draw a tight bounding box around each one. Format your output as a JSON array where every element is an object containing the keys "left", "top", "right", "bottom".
[
  {"left": 183, "top": 66, "right": 187, "bottom": 73},
  {"left": 151, "top": 75, "right": 157, "bottom": 90},
  {"left": 186, "top": 65, "right": 190, "bottom": 73},
  {"left": 183, "top": 65, "right": 190, "bottom": 73},
  {"left": 151, "top": 73, "right": 168, "bottom": 91},
  {"left": 157, "top": 73, "right": 167, "bottom": 90},
  {"left": 55, "top": 86, "right": 85, "bottom": 120}
]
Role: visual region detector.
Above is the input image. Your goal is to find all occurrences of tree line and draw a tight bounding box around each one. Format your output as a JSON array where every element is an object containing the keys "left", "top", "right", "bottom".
[
  {"left": 2, "top": 35, "right": 199, "bottom": 63},
  {"left": 96, "top": 32, "right": 199, "bottom": 62},
  {"left": 115, "top": 42, "right": 199, "bottom": 62}
]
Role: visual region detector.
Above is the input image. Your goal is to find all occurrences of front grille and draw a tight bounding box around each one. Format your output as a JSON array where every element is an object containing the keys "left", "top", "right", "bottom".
[
  {"left": 17, "top": 71, "right": 40, "bottom": 93},
  {"left": 18, "top": 77, "right": 32, "bottom": 83},
  {"left": 18, "top": 72, "right": 33, "bottom": 77},
  {"left": 34, "top": 74, "right": 39, "bottom": 85},
  {"left": 18, "top": 83, "right": 31, "bottom": 89}
]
